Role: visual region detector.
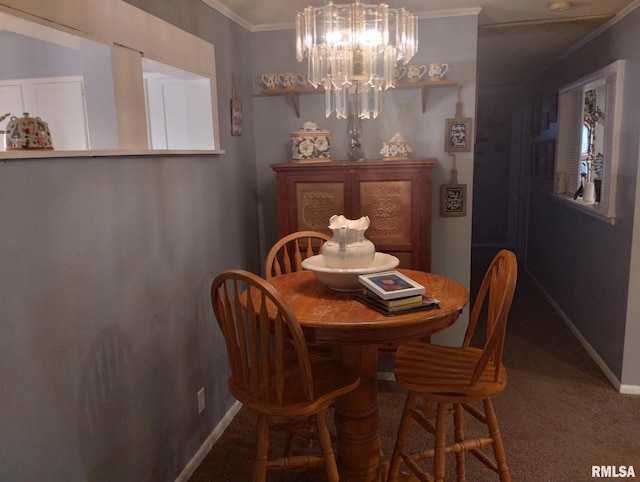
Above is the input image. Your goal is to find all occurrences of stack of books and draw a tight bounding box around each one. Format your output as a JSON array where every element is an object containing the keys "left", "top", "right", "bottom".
[{"left": 355, "top": 270, "right": 440, "bottom": 316}]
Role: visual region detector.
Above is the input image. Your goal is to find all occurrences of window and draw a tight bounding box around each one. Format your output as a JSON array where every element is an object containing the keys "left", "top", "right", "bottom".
[
  {"left": 0, "top": 0, "right": 222, "bottom": 156},
  {"left": 554, "top": 60, "right": 625, "bottom": 224}
]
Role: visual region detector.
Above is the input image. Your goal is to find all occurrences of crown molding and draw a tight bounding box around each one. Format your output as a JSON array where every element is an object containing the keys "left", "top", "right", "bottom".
[
  {"left": 416, "top": 7, "right": 482, "bottom": 20},
  {"left": 200, "top": 2, "right": 482, "bottom": 33},
  {"left": 199, "top": 0, "right": 252, "bottom": 31}
]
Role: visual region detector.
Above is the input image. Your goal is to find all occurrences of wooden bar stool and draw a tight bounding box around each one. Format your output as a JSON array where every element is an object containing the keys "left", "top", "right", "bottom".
[
  {"left": 387, "top": 250, "right": 518, "bottom": 482},
  {"left": 211, "top": 269, "right": 360, "bottom": 482}
]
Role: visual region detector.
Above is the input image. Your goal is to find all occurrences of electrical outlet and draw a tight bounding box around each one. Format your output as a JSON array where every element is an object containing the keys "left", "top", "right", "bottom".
[{"left": 197, "top": 387, "right": 205, "bottom": 414}]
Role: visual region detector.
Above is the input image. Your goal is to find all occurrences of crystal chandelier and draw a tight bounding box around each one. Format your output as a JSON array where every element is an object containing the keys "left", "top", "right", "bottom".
[{"left": 296, "top": 1, "right": 418, "bottom": 119}]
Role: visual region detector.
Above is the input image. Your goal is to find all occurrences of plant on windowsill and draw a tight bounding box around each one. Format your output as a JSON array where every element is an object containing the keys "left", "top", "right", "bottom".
[{"left": 581, "top": 90, "right": 605, "bottom": 203}]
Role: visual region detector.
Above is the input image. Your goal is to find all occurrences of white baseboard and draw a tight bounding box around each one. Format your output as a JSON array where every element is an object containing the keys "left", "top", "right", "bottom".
[
  {"left": 619, "top": 384, "right": 640, "bottom": 395},
  {"left": 526, "top": 269, "right": 640, "bottom": 394},
  {"left": 175, "top": 400, "right": 243, "bottom": 482}
]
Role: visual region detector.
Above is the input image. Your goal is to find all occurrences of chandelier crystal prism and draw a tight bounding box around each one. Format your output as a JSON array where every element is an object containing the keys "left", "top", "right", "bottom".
[{"left": 296, "top": 1, "right": 418, "bottom": 119}]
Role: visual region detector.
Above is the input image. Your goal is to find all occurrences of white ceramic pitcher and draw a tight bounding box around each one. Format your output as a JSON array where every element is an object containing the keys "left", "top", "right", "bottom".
[{"left": 322, "top": 215, "right": 375, "bottom": 269}]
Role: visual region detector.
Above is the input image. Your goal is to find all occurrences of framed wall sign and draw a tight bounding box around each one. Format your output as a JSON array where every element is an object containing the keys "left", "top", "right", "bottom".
[
  {"left": 230, "top": 73, "right": 243, "bottom": 136},
  {"left": 440, "top": 153, "right": 467, "bottom": 217},
  {"left": 445, "top": 85, "right": 473, "bottom": 153},
  {"left": 231, "top": 99, "right": 242, "bottom": 136},
  {"left": 445, "top": 118, "right": 472, "bottom": 152},
  {"left": 440, "top": 184, "right": 467, "bottom": 216}
]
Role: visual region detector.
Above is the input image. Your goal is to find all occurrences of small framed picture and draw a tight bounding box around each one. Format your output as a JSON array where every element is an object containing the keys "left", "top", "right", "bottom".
[
  {"left": 231, "top": 98, "right": 242, "bottom": 136},
  {"left": 230, "top": 72, "right": 242, "bottom": 136},
  {"left": 440, "top": 184, "right": 467, "bottom": 217},
  {"left": 358, "top": 271, "right": 425, "bottom": 300},
  {"left": 444, "top": 118, "right": 473, "bottom": 152}
]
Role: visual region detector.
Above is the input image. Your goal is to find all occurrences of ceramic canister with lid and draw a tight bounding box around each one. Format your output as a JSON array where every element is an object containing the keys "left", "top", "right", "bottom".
[
  {"left": 4, "top": 112, "right": 54, "bottom": 150},
  {"left": 290, "top": 121, "right": 331, "bottom": 162}
]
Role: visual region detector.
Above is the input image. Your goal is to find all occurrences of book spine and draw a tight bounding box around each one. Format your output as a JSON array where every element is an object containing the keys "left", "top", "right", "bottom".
[{"left": 362, "top": 288, "right": 422, "bottom": 307}]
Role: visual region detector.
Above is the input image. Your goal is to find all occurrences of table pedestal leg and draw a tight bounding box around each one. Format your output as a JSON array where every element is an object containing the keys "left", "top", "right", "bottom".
[{"left": 334, "top": 344, "right": 381, "bottom": 482}]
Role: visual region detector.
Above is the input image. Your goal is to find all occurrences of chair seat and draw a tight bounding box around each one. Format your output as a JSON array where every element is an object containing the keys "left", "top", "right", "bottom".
[
  {"left": 230, "top": 353, "right": 360, "bottom": 417},
  {"left": 394, "top": 341, "right": 507, "bottom": 401}
]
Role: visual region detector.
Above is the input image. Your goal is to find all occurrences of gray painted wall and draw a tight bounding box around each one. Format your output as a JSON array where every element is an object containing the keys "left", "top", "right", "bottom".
[
  {"left": 515, "top": 7, "right": 640, "bottom": 387},
  {"left": 473, "top": 91, "right": 513, "bottom": 246},
  {"left": 1, "top": 155, "right": 255, "bottom": 480},
  {"left": 0, "top": 1, "right": 257, "bottom": 480}
]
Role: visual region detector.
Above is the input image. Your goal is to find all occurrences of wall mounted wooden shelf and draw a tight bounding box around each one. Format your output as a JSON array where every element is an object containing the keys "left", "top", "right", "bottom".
[
  {"left": 395, "top": 79, "right": 459, "bottom": 113},
  {"left": 255, "top": 79, "right": 458, "bottom": 117}
]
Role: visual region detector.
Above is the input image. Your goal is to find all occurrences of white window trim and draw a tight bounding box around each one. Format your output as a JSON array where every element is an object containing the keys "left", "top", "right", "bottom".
[{"left": 554, "top": 60, "right": 625, "bottom": 225}]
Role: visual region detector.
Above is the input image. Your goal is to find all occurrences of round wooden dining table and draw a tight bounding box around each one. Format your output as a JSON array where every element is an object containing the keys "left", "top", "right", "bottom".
[{"left": 266, "top": 269, "right": 469, "bottom": 482}]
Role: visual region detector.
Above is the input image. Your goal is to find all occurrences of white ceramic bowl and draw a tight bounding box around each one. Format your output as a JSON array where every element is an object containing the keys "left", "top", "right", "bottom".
[{"left": 301, "top": 252, "right": 400, "bottom": 292}]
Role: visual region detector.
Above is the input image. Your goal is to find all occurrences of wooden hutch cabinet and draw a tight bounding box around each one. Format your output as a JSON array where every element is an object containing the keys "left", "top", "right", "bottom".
[{"left": 271, "top": 159, "right": 436, "bottom": 272}]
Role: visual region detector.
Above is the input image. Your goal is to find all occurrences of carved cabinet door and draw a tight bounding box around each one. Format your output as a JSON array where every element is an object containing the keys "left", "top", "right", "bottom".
[
  {"left": 356, "top": 170, "right": 430, "bottom": 271},
  {"left": 294, "top": 179, "right": 348, "bottom": 234}
]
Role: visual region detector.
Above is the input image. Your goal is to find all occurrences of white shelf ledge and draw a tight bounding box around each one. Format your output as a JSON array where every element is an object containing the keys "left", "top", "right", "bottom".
[{"left": 0, "top": 149, "right": 225, "bottom": 160}]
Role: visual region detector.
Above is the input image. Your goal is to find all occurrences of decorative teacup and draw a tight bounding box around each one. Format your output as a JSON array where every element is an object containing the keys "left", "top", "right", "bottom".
[
  {"left": 260, "top": 73, "right": 279, "bottom": 89},
  {"left": 278, "top": 72, "right": 305, "bottom": 89},
  {"left": 296, "top": 72, "right": 309, "bottom": 88},
  {"left": 395, "top": 66, "right": 406, "bottom": 81},
  {"left": 428, "top": 63, "right": 449, "bottom": 81},
  {"left": 406, "top": 64, "right": 427, "bottom": 82}
]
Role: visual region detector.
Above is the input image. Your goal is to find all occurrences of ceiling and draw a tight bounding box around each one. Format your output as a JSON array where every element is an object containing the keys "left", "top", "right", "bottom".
[{"left": 203, "top": 0, "right": 638, "bottom": 89}]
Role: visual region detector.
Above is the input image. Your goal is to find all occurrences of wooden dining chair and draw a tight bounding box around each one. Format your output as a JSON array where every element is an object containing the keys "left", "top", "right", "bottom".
[
  {"left": 264, "top": 230, "right": 330, "bottom": 280},
  {"left": 211, "top": 269, "right": 361, "bottom": 482},
  {"left": 387, "top": 249, "right": 518, "bottom": 482}
]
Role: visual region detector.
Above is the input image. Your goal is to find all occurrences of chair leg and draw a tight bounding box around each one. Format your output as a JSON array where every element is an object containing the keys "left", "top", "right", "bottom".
[
  {"left": 253, "top": 414, "right": 270, "bottom": 482},
  {"left": 315, "top": 410, "right": 340, "bottom": 482},
  {"left": 483, "top": 398, "right": 511, "bottom": 482},
  {"left": 453, "top": 403, "right": 467, "bottom": 482},
  {"left": 387, "top": 391, "right": 418, "bottom": 481},
  {"left": 433, "top": 403, "right": 448, "bottom": 482}
]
